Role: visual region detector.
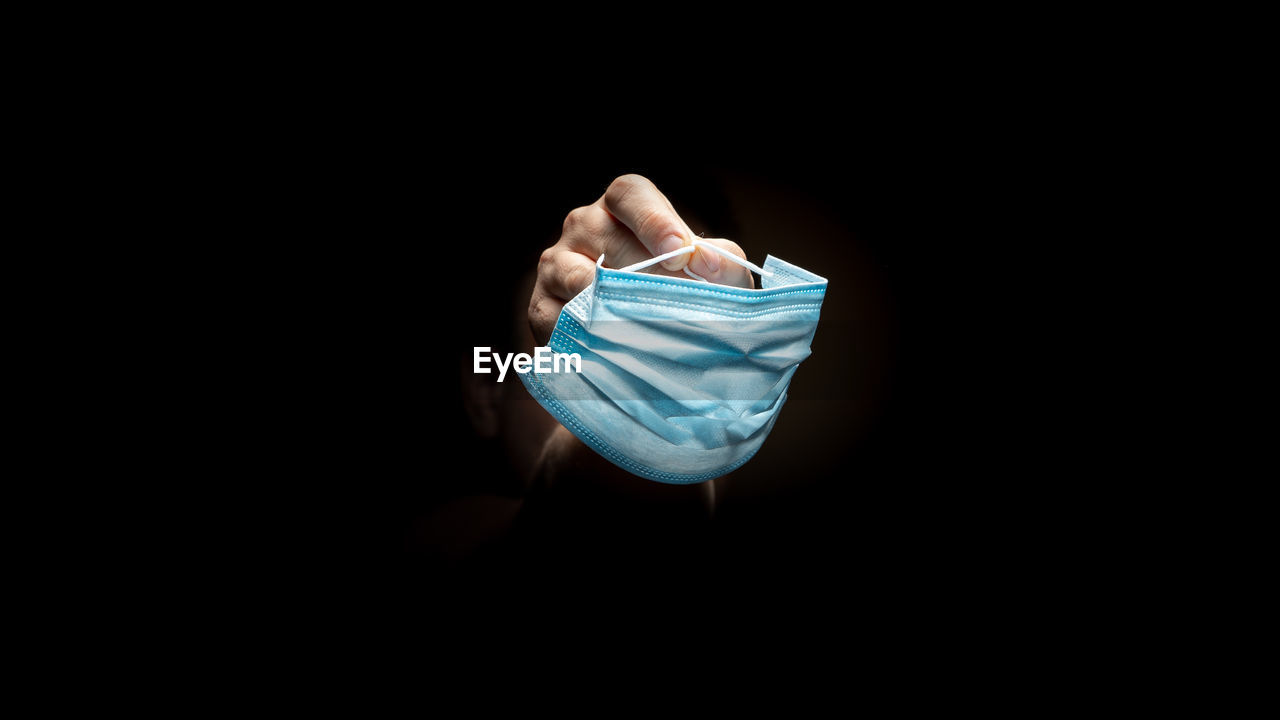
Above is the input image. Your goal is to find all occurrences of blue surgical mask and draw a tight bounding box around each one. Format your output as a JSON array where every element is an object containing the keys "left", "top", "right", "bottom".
[{"left": 520, "top": 239, "right": 827, "bottom": 484}]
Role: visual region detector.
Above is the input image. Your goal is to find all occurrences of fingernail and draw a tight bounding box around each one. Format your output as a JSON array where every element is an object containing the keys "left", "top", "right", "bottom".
[{"left": 658, "top": 235, "right": 687, "bottom": 270}]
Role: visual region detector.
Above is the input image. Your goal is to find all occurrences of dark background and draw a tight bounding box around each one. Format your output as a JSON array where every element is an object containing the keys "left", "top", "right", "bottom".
[{"left": 234, "top": 119, "right": 1061, "bottom": 628}]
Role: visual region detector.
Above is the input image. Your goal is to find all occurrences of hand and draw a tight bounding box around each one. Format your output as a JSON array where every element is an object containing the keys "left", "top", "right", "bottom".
[{"left": 529, "top": 174, "right": 752, "bottom": 345}]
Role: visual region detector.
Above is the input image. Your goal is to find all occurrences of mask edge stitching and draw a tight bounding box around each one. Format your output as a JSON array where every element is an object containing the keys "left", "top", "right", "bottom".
[
  {"left": 590, "top": 293, "right": 825, "bottom": 318},
  {"left": 601, "top": 273, "right": 826, "bottom": 299}
]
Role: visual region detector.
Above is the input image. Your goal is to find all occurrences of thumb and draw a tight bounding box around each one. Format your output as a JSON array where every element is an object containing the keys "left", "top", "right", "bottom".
[{"left": 600, "top": 174, "right": 694, "bottom": 271}]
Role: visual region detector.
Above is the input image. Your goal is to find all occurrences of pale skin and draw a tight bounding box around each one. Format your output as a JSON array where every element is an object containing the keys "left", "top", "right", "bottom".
[{"left": 529, "top": 174, "right": 753, "bottom": 346}]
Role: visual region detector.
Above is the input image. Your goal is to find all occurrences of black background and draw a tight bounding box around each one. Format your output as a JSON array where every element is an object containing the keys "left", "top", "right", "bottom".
[{"left": 222, "top": 106, "right": 1071, "bottom": 634}]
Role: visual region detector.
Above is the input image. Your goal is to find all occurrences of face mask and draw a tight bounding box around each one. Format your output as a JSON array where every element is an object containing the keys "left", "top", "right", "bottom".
[{"left": 520, "top": 239, "right": 827, "bottom": 484}]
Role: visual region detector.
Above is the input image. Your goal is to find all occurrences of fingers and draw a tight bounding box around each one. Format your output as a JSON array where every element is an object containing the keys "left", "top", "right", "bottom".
[
  {"left": 528, "top": 288, "right": 563, "bottom": 347},
  {"left": 601, "top": 174, "right": 693, "bottom": 271},
  {"left": 531, "top": 175, "right": 751, "bottom": 345},
  {"left": 538, "top": 245, "right": 597, "bottom": 302},
  {"left": 529, "top": 245, "right": 597, "bottom": 346},
  {"left": 529, "top": 198, "right": 656, "bottom": 347},
  {"left": 559, "top": 204, "right": 654, "bottom": 270},
  {"left": 687, "top": 238, "right": 754, "bottom": 289}
]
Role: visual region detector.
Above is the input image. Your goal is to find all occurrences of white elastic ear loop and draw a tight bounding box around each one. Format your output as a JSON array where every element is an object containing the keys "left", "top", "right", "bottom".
[
  {"left": 615, "top": 244, "right": 696, "bottom": 273},
  {"left": 683, "top": 239, "right": 773, "bottom": 282},
  {"left": 611, "top": 239, "right": 773, "bottom": 281}
]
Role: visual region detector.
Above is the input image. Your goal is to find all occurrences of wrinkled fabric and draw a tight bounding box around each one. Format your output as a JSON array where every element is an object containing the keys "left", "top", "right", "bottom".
[{"left": 520, "top": 253, "right": 827, "bottom": 484}]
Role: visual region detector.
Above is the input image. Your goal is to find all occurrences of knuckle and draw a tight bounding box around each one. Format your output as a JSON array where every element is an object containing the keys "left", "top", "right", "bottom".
[
  {"left": 604, "top": 174, "right": 649, "bottom": 208},
  {"left": 615, "top": 173, "right": 650, "bottom": 187},
  {"left": 537, "top": 247, "right": 558, "bottom": 278},
  {"left": 562, "top": 206, "right": 591, "bottom": 233},
  {"left": 528, "top": 296, "right": 548, "bottom": 324}
]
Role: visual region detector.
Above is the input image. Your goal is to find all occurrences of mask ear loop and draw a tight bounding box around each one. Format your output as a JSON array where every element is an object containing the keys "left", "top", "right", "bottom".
[
  {"left": 683, "top": 239, "right": 773, "bottom": 282},
  {"left": 610, "top": 238, "right": 773, "bottom": 281},
  {"left": 613, "top": 244, "right": 697, "bottom": 273}
]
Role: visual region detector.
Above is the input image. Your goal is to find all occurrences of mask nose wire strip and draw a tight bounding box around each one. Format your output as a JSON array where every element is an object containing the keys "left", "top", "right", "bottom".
[{"left": 613, "top": 239, "right": 774, "bottom": 279}]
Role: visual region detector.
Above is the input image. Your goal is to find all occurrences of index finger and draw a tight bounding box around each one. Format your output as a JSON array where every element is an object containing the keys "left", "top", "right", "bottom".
[{"left": 600, "top": 174, "right": 693, "bottom": 271}]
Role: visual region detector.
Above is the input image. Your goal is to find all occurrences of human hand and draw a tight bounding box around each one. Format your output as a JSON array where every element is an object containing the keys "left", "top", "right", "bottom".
[{"left": 529, "top": 174, "right": 752, "bottom": 345}]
